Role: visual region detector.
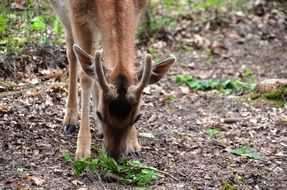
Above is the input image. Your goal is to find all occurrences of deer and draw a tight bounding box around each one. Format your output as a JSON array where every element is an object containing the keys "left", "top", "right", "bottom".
[{"left": 48, "top": 0, "right": 176, "bottom": 161}]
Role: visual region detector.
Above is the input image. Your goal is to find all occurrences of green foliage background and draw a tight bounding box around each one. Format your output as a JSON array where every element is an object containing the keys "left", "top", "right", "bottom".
[{"left": 0, "top": 0, "right": 251, "bottom": 54}]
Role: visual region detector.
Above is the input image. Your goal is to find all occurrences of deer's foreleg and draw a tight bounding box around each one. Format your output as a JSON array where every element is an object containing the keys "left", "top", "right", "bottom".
[
  {"left": 76, "top": 70, "right": 94, "bottom": 159},
  {"left": 63, "top": 33, "right": 78, "bottom": 134},
  {"left": 72, "top": 22, "right": 94, "bottom": 159}
]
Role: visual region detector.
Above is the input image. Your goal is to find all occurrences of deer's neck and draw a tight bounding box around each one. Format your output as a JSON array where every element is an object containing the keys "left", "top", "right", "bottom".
[{"left": 97, "top": 0, "right": 137, "bottom": 73}]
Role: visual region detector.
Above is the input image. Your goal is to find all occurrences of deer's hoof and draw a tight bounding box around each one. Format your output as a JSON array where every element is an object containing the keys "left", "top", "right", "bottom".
[
  {"left": 76, "top": 148, "right": 91, "bottom": 159},
  {"left": 64, "top": 124, "right": 77, "bottom": 134},
  {"left": 127, "top": 151, "right": 141, "bottom": 157}
]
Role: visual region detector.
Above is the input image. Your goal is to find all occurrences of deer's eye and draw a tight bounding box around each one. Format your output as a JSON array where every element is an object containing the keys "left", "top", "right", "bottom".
[
  {"left": 133, "top": 114, "right": 141, "bottom": 124},
  {"left": 97, "top": 111, "right": 103, "bottom": 121}
]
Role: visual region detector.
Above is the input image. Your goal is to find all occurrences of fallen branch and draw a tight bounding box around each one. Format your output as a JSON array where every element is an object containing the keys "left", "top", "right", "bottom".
[
  {"left": 0, "top": 82, "right": 67, "bottom": 98},
  {"left": 126, "top": 162, "right": 180, "bottom": 182}
]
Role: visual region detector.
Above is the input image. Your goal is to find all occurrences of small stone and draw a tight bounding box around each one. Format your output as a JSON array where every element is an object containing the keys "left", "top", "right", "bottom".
[
  {"left": 143, "top": 86, "right": 151, "bottom": 94},
  {"left": 71, "top": 180, "right": 83, "bottom": 185},
  {"left": 77, "top": 187, "right": 87, "bottom": 190},
  {"left": 103, "top": 173, "right": 120, "bottom": 183},
  {"left": 224, "top": 118, "right": 241, "bottom": 124}
]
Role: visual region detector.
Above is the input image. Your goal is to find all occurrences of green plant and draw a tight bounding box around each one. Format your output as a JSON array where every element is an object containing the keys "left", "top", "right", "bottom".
[
  {"left": 245, "top": 137, "right": 254, "bottom": 145},
  {"left": 16, "top": 167, "right": 28, "bottom": 172},
  {"left": 0, "top": 36, "right": 25, "bottom": 53},
  {"left": 147, "top": 46, "right": 158, "bottom": 56},
  {"left": 0, "top": 81, "right": 16, "bottom": 91},
  {"left": 30, "top": 16, "right": 46, "bottom": 31},
  {"left": 0, "top": 13, "right": 8, "bottom": 35},
  {"left": 62, "top": 151, "right": 73, "bottom": 162},
  {"left": 73, "top": 151, "right": 157, "bottom": 186},
  {"left": 52, "top": 17, "right": 63, "bottom": 34},
  {"left": 229, "top": 163, "right": 238, "bottom": 168},
  {"left": 235, "top": 173, "right": 245, "bottom": 183},
  {"left": 119, "top": 160, "right": 156, "bottom": 186},
  {"left": 163, "top": 0, "right": 173, "bottom": 6},
  {"left": 175, "top": 74, "right": 256, "bottom": 93},
  {"left": 231, "top": 146, "right": 262, "bottom": 160},
  {"left": 205, "top": 128, "right": 221, "bottom": 136},
  {"left": 262, "top": 86, "right": 287, "bottom": 107},
  {"left": 0, "top": 3, "right": 65, "bottom": 54},
  {"left": 91, "top": 143, "right": 97, "bottom": 151},
  {"left": 221, "top": 180, "right": 237, "bottom": 190},
  {"left": 241, "top": 67, "right": 254, "bottom": 80},
  {"left": 190, "top": 0, "right": 223, "bottom": 10},
  {"left": 204, "top": 59, "right": 216, "bottom": 65},
  {"left": 165, "top": 94, "right": 177, "bottom": 101},
  {"left": 137, "top": 5, "right": 176, "bottom": 41},
  {"left": 181, "top": 44, "right": 194, "bottom": 51},
  {"left": 150, "top": 15, "right": 176, "bottom": 31},
  {"left": 189, "top": 0, "right": 248, "bottom": 11}
]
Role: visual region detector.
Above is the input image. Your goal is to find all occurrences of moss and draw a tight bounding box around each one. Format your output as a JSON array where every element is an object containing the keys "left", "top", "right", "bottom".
[
  {"left": 248, "top": 86, "right": 287, "bottom": 108},
  {"left": 262, "top": 86, "right": 287, "bottom": 99}
]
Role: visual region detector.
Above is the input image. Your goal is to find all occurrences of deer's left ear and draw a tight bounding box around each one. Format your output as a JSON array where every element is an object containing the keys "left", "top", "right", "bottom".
[
  {"left": 137, "top": 57, "right": 176, "bottom": 85},
  {"left": 73, "top": 44, "right": 96, "bottom": 78}
]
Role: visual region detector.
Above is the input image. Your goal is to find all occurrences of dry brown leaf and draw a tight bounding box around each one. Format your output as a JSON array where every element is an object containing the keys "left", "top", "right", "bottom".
[
  {"left": 0, "top": 103, "right": 9, "bottom": 112},
  {"left": 42, "top": 69, "right": 64, "bottom": 80},
  {"left": 26, "top": 90, "right": 40, "bottom": 97},
  {"left": 31, "top": 176, "right": 46, "bottom": 186}
]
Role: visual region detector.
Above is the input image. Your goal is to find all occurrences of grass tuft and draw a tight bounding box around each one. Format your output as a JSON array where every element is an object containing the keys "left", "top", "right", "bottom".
[{"left": 71, "top": 150, "right": 157, "bottom": 186}]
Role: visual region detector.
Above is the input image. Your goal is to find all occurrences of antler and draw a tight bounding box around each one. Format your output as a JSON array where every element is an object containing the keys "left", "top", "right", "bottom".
[
  {"left": 127, "top": 54, "right": 152, "bottom": 104},
  {"left": 94, "top": 51, "right": 115, "bottom": 99}
]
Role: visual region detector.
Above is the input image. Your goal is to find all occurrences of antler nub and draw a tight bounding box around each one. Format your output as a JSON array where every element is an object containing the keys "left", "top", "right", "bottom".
[
  {"left": 95, "top": 51, "right": 114, "bottom": 99},
  {"left": 127, "top": 54, "right": 152, "bottom": 104}
]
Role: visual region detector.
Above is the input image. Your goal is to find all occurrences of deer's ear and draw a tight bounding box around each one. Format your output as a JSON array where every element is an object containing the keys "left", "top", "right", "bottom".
[
  {"left": 137, "top": 57, "right": 176, "bottom": 85},
  {"left": 73, "top": 44, "right": 96, "bottom": 78}
]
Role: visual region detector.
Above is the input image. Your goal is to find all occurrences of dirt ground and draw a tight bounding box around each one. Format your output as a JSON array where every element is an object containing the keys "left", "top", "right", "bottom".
[{"left": 1, "top": 2, "right": 287, "bottom": 190}]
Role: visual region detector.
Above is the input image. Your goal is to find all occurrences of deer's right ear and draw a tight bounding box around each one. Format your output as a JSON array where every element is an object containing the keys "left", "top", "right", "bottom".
[{"left": 73, "top": 44, "right": 96, "bottom": 78}]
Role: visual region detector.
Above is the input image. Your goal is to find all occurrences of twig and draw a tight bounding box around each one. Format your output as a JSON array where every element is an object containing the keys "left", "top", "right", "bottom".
[
  {"left": 0, "top": 82, "right": 66, "bottom": 98},
  {"left": 145, "top": 166, "right": 179, "bottom": 182},
  {"left": 0, "top": 90, "right": 25, "bottom": 98},
  {"left": 281, "top": 94, "right": 287, "bottom": 106},
  {"left": 95, "top": 171, "right": 107, "bottom": 190},
  {"left": 121, "top": 161, "right": 180, "bottom": 182}
]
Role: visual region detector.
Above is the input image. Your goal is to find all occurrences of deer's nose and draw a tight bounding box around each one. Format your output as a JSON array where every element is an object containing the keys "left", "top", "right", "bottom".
[{"left": 106, "top": 150, "right": 122, "bottom": 162}]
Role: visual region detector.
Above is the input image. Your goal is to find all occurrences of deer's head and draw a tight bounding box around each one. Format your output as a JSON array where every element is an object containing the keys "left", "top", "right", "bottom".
[{"left": 73, "top": 44, "right": 175, "bottom": 160}]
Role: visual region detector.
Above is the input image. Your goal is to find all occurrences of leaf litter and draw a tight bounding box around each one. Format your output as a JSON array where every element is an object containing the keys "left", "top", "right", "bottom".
[{"left": 1, "top": 1, "right": 287, "bottom": 189}]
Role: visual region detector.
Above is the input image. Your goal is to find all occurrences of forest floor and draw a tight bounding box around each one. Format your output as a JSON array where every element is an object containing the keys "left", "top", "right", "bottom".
[{"left": 0, "top": 1, "right": 287, "bottom": 190}]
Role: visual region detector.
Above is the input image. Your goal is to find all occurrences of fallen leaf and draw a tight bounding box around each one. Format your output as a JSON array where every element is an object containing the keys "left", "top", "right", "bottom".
[
  {"left": 139, "top": 132, "right": 155, "bottom": 139},
  {"left": 43, "top": 69, "right": 63, "bottom": 80},
  {"left": 26, "top": 90, "right": 40, "bottom": 97},
  {"left": 33, "top": 149, "right": 40, "bottom": 156},
  {"left": 231, "top": 146, "right": 262, "bottom": 160},
  {"left": 30, "top": 78, "right": 39, "bottom": 85},
  {"left": 31, "top": 176, "right": 46, "bottom": 186},
  {"left": 0, "top": 103, "right": 9, "bottom": 112}
]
